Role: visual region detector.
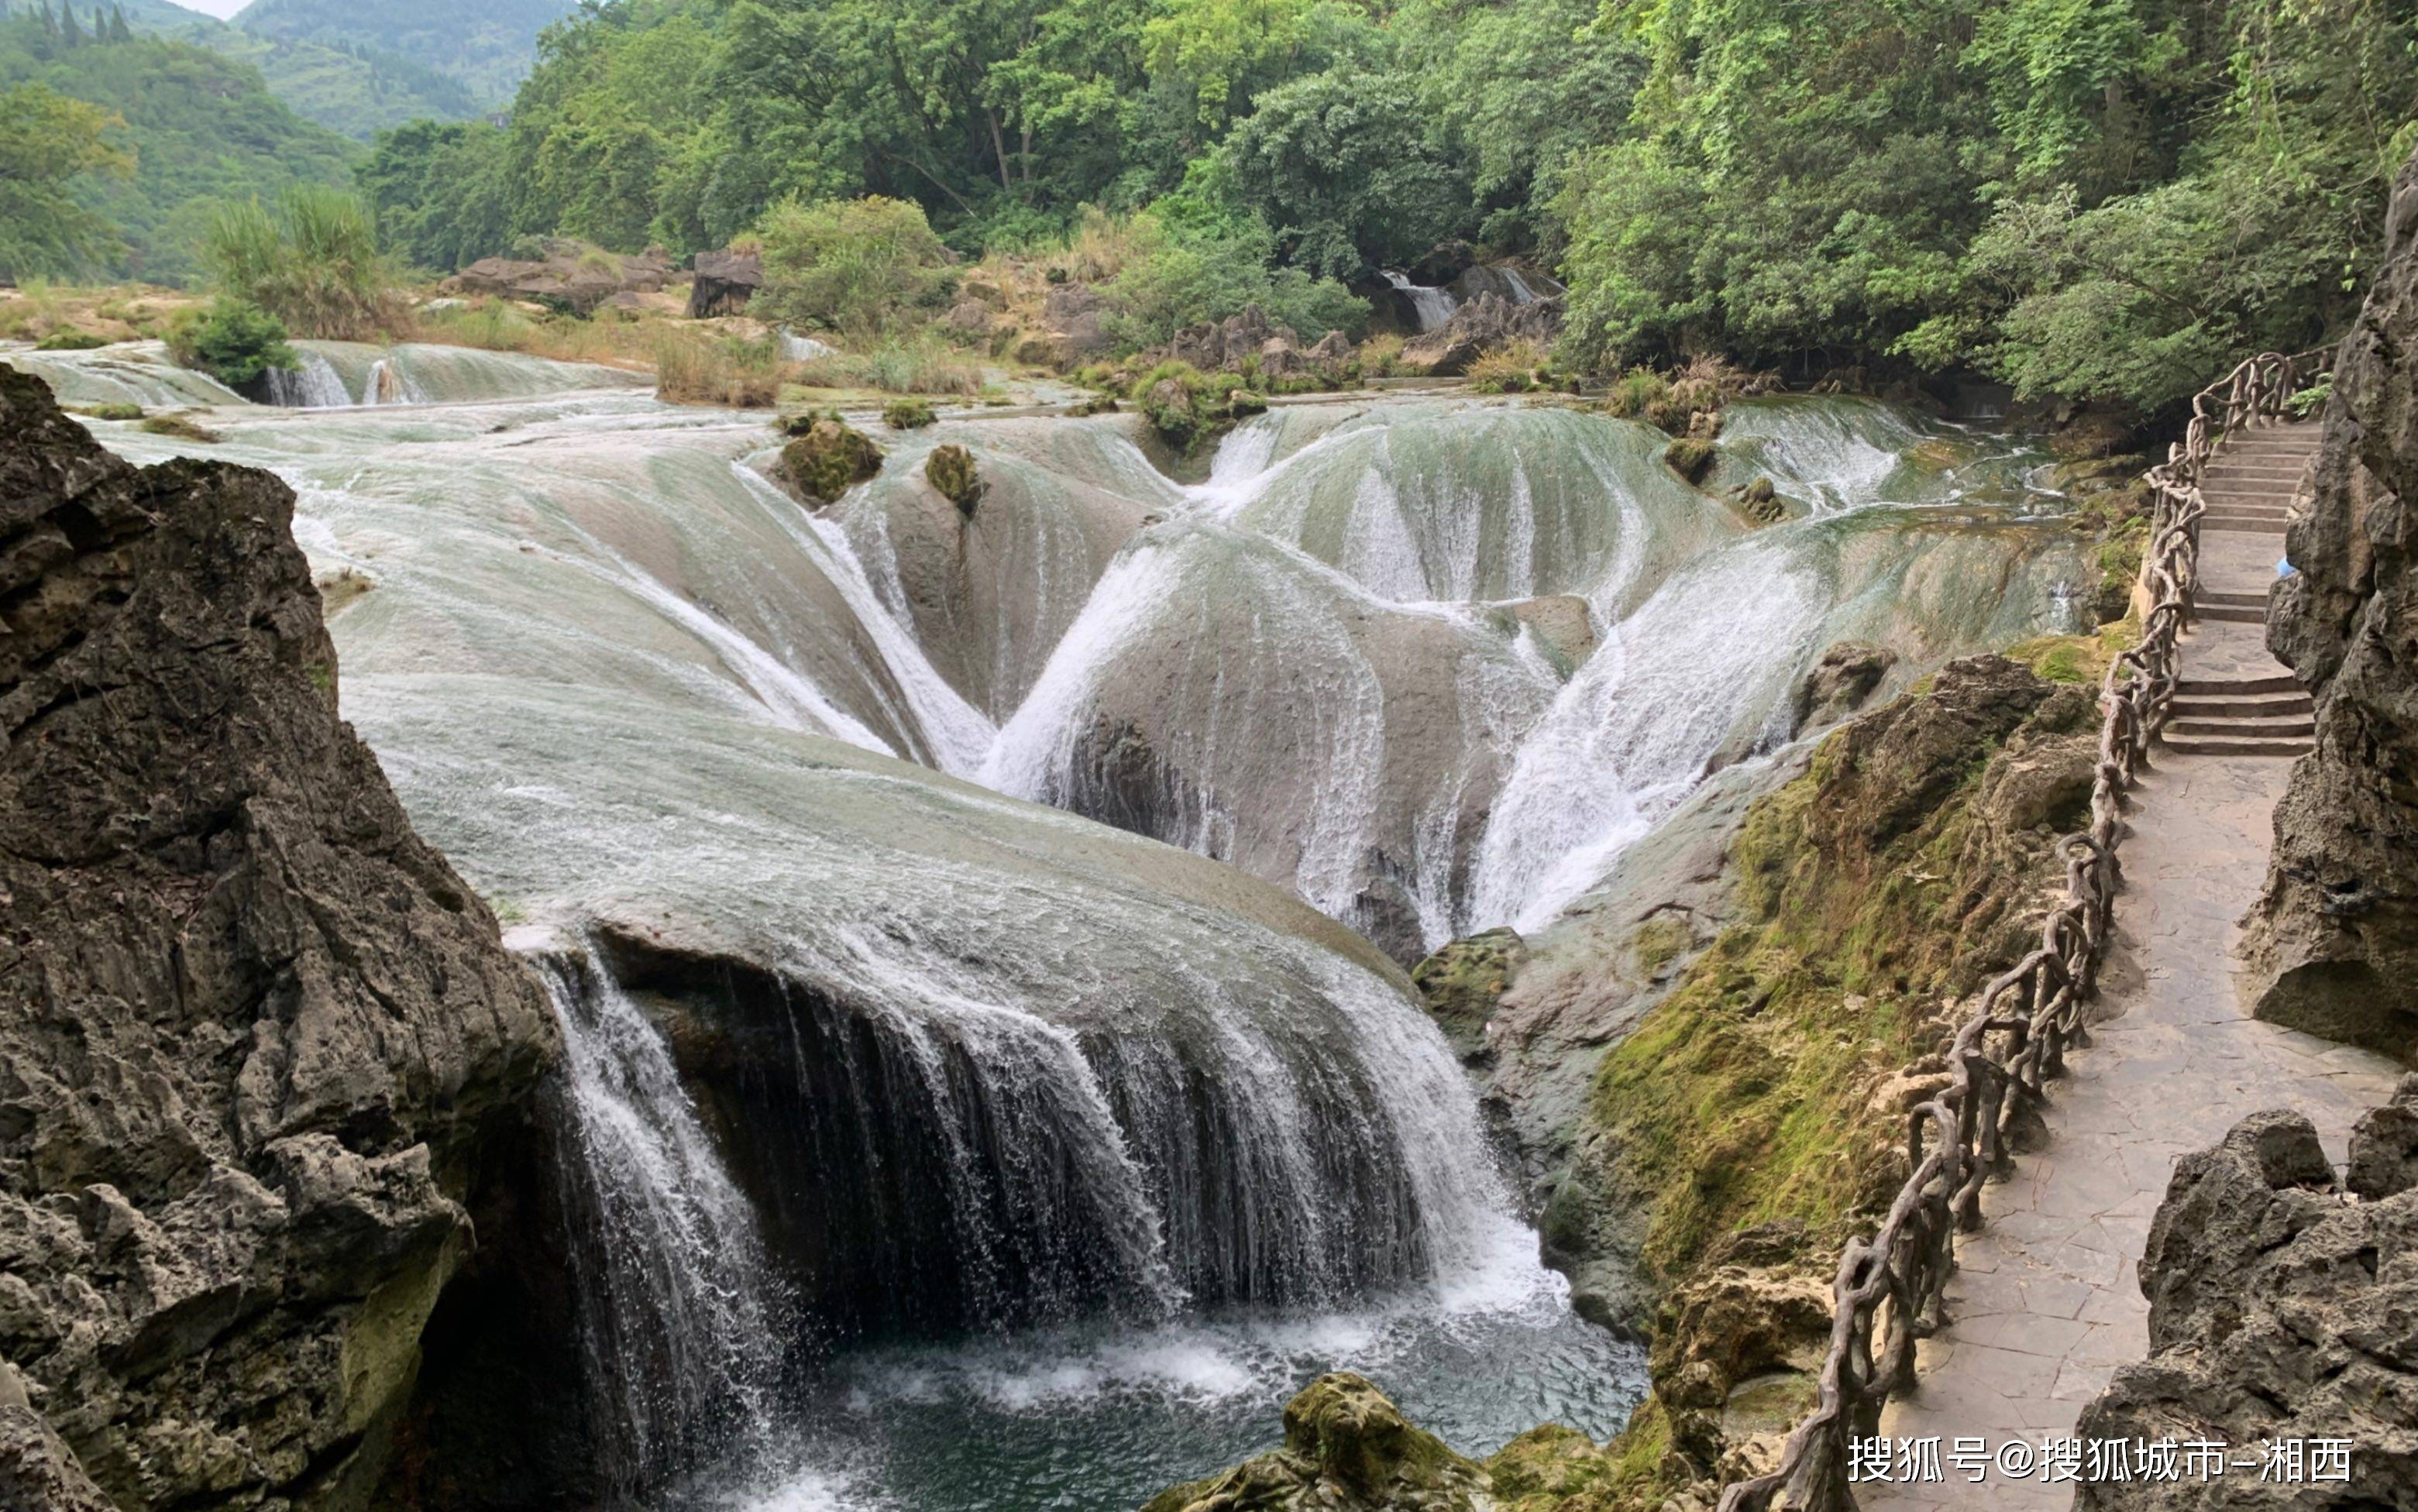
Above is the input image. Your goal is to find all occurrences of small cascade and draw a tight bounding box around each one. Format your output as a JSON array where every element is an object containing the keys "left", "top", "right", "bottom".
[
  {"left": 779, "top": 330, "right": 838, "bottom": 362},
  {"left": 1380, "top": 270, "right": 1459, "bottom": 333},
  {"left": 540, "top": 943, "right": 787, "bottom": 1497},
  {"left": 263, "top": 352, "right": 353, "bottom": 408},
  {"left": 362, "top": 356, "right": 427, "bottom": 406}
]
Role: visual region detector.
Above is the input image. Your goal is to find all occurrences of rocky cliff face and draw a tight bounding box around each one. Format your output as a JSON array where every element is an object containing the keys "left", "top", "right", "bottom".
[
  {"left": 2072, "top": 1088, "right": 2418, "bottom": 1510},
  {"left": 0, "top": 366, "right": 559, "bottom": 1509},
  {"left": 2249, "top": 149, "right": 2418, "bottom": 1061}
]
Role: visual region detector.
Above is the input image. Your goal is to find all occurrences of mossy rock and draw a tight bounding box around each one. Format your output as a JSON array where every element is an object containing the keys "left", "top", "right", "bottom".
[
  {"left": 70, "top": 403, "right": 144, "bottom": 421},
  {"left": 139, "top": 412, "right": 222, "bottom": 444},
  {"left": 1663, "top": 436, "right": 1717, "bottom": 483},
  {"left": 882, "top": 396, "right": 937, "bottom": 429},
  {"left": 34, "top": 328, "right": 108, "bottom": 351},
  {"left": 925, "top": 443, "right": 983, "bottom": 514},
  {"left": 782, "top": 419, "right": 882, "bottom": 504},
  {"left": 1730, "top": 475, "right": 1786, "bottom": 524},
  {"left": 1142, "top": 1373, "right": 1491, "bottom": 1512},
  {"left": 1410, "top": 927, "right": 1527, "bottom": 1062}
]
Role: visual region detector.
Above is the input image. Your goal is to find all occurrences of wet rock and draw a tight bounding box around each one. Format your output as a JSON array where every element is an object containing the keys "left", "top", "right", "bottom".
[
  {"left": 686, "top": 246, "right": 762, "bottom": 318},
  {"left": 2073, "top": 1094, "right": 2418, "bottom": 1511},
  {"left": 1412, "top": 928, "right": 1528, "bottom": 1062},
  {"left": 1730, "top": 476, "right": 1787, "bottom": 524},
  {"left": 1498, "top": 593, "right": 1599, "bottom": 673},
  {"left": 1664, "top": 436, "right": 1717, "bottom": 483},
  {"left": 1141, "top": 1373, "right": 1491, "bottom": 1512},
  {"left": 1652, "top": 1223, "right": 1833, "bottom": 1476},
  {"left": 1400, "top": 292, "right": 1562, "bottom": 377},
  {"left": 2247, "top": 146, "right": 2418, "bottom": 1064},
  {"left": 0, "top": 366, "right": 559, "bottom": 1510},
  {"left": 781, "top": 418, "right": 882, "bottom": 504},
  {"left": 1791, "top": 641, "right": 1897, "bottom": 735},
  {"left": 925, "top": 443, "right": 983, "bottom": 514}
]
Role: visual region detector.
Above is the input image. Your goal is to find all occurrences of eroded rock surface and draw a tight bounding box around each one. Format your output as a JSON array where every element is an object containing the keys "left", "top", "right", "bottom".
[
  {"left": 1401, "top": 292, "right": 1563, "bottom": 376},
  {"left": 0, "top": 366, "right": 559, "bottom": 1509},
  {"left": 2249, "top": 149, "right": 2418, "bottom": 1061},
  {"left": 2072, "top": 1089, "right": 2418, "bottom": 1510}
]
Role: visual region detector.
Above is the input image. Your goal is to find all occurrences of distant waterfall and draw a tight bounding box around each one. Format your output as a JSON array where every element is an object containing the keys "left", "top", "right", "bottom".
[
  {"left": 540, "top": 945, "right": 787, "bottom": 1497},
  {"left": 363, "top": 357, "right": 427, "bottom": 405},
  {"left": 262, "top": 352, "right": 352, "bottom": 408},
  {"left": 1381, "top": 270, "right": 1458, "bottom": 333}
]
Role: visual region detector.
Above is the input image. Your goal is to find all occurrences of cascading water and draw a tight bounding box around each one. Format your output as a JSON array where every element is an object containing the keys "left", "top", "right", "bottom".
[
  {"left": 262, "top": 350, "right": 353, "bottom": 407},
  {"left": 71, "top": 354, "right": 2100, "bottom": 1510},
  {"left": 540, "top": 942, "right": 787, "bottom": 1497},
  {"left": 1380, "top": 270, "right": 1459, "bottom": 332}
]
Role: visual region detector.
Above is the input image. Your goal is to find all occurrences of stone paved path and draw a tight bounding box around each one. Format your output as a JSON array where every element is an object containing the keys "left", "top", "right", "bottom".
[{"left": 1863, "top": 423, "right": 2402, "bottom": 1509}]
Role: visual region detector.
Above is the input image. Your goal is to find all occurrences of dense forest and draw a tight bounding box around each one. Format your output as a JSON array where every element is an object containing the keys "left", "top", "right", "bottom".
[
  {"left": 2, "top": 4, "right": 356, "bottom": 283},
  {"left": 105, "top": 0, "right": 480, "bottom": 136},
  {"left": 235, "top": 0, "right": 578, "bottom": 110},
  {"left": 354, "top": 0, "right": 2418, "bottom": 410}
]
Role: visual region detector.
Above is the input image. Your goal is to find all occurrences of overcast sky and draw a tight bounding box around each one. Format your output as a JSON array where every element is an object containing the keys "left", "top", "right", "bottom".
[{"left": 160, "top": 0, "right": 250, "bottom": 17}]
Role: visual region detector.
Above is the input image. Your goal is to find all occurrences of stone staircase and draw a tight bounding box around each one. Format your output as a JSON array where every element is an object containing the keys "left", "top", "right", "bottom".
[{"left": 2163, "top": 420, "right": 2320, "bottom": 758}]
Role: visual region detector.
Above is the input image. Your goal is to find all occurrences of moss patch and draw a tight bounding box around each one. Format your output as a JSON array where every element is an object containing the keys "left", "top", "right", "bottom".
[{"left": 781, "top": 418, "right": 882, "bottom": 503}]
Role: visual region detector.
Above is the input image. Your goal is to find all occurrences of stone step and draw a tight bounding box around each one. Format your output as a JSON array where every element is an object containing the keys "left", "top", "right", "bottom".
[
  {"left": 2206, "top": 462, "right": 2310, "bottom": 476},
  {"left": 2167, "top": 716, "right": 2315, "bottom": 739},
  {"left": 2172, "top": 693, "right": 2312, "bottom": 719},
  {"left": 2202, "top": 490, "right": 2296, "bottom": 504},
  {"left": 2161, "top": 734, "right": 2313, "bottom": 758},
  {"left": 2197, "top": 589, "right": 2268, "bottom": 607},
  {"left": 2200, "top": 510, "right": 2292, "bottom": 525},
  {"left": 2204, "top": 517, "right": 2289, "bottom": 533},
  {"left": 2193, "top": 603, "right": 2266, "bottom": 624},
  {"left": 2218, "top": 440, "right": 2321, "bottom": 455},
  {"left": 2177, "top": 672, "right": 2301, "bottom": 696}
]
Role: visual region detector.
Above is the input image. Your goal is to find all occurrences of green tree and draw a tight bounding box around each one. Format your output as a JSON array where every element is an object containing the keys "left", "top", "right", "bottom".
[
  {"left": 752, "top": 194, "right": 954, "bottom": 339},
  {"left": 0, "top": 80, "right": 131, "bottom": 277}
]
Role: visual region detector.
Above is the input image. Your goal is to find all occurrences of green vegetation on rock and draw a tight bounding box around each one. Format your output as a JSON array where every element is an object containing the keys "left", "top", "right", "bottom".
[
  {"left": 166, "top": 298, "right": 297, "bottom": 389},
  {"left": 782, "top": 418, "right": 882, "bottom": 506}
]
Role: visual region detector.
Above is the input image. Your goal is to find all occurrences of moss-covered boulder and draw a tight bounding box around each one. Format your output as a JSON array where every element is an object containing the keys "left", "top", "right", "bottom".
[
  {"left": 1663, "top": 436, "right": 1716, "bottom": 483},
  {"left": 1143, "top": 1373, "right": 1491, "bottom": 1512},
  {"left": 782, "top": 418, "right": 882, "bottom": 504},
  {"left": 1411, "top": 927, "right": 1528, "bottom": 1063},
  {"left": 882, "top": 396, "right": 937, "bottom": 429},
  {"left": 925, "top": 443, "right": 984, "bottom": 514}
]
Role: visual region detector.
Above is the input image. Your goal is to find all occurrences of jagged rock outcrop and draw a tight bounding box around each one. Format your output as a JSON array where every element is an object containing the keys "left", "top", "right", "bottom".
[
  {"left": 1168, "top": 304, "right": 1295, "bottom": 373},
  {"left": 1041, "top": 281, "right": 1113, "bottom": 363},
  {"left": 2248, "top": 149, "right": 2418, "bottom": 1064},
  {"left": 1792, "top": 641, "right": 1898, "bottom": 735},
  {"left": 1401, "top": 292, "right": 1563, "bottom": 377},
  {"left": 686, "top": 246, "right": 763, "bottom": 318},
  {"left": 2072, "top": 1089, "right": 2418, "bottom": 1510},
  {"left": 1142, "top": 1373, "right": 1491, "bottom": 1512},
  {"left": 447, "top": 239, "right": 678, "bottom": 316},
  {"left": 0, "top": 366, "right": 559, "bottom": 1509}
]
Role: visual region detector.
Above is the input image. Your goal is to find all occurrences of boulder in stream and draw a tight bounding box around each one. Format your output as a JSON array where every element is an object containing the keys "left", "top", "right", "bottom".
[{"left": 1141, "top": 1373, "right": 1491, "bottom": 1512}]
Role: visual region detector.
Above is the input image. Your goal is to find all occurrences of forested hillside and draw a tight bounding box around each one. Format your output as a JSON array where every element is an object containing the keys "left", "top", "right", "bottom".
[
  {"left": 1, "top": 6, "right": 356, "bottom": 282},
  {"left": 103, "top": 0, "right": 478, "bottom": 136},
  {"left": 359, "top": 0, "right": 2417, "bottom": 411},
  {"left": 234, "top": 0, "right": 578, "bottom": 108}
]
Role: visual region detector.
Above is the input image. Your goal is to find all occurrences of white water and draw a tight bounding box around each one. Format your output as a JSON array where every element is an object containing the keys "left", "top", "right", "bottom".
[
  {"left": 541, "top": 940, "right": 787, "bottom": 1493},
  {"left": 1381, "top": 270, "right": 1459, "bottom": 332},
  {"left": 263, "top": 351, "right": 353, "bottom": 408}
]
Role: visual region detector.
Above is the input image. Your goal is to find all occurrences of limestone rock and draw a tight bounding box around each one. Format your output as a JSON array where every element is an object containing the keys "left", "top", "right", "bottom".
[
  {"left": 1168, "top": 304, "right": 1298, "bottom": 374},
  {"left": 0, "top": 366, "right": 559, "bottom": 1510},
  {"left": 1041, "top": 282, "right": 1112, "bottom": 362},
  {"left": 781, "top": 418, "right": 882, "bottom": 504},
  {"left": 1497, "top": 593, "right": 1599, "bottom": 674},
  {"left": 1791, "top": 641, "right": 1898, "bottom": 734},
  {"left": 686, "top": 246, "right": 763, "bottom": 318},
  {"left": 0, "top": 1405, "right": 115, "bottom": 1512},
  {"left": 1400, "top": 292, "right": 1562, "bottom": 377},
  {"left": 2073, "top": 1095, "right": 2418, "bottom": 1511},
  {"left": 2246, "top": 145, "right": 2418, "bottom": 1064},
  {"left": 1412, "top": 928, "right": 1528, "bottom": 1062},
  {"left": 448, "top": 239, "right": 676, "bottom": 316},
  {"left": 943, "top": 298, "right": 993, "bottom": 336},
  {"left": 1141, "top": 1373, "right": 1491, "bottom": 1512}
]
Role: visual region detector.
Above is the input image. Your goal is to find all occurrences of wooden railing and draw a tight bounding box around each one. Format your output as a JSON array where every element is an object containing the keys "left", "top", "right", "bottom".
[{"left": 1712, "top": 343, "right": 2336, "bottom": 1512}]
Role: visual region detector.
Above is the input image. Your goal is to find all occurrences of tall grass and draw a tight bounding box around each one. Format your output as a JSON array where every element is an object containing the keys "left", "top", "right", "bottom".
[
  {"left": 793, "top": 337, "right": 984, "bottom": 396},
  {"left": 200, "top": 187, "right": 399, "bottom": 341},
  {"left": 651, "top": 325, "right": 786, "bottom": 407}
]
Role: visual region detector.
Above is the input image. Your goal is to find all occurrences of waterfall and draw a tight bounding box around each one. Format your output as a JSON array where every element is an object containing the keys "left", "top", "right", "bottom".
[
  {"left": 779, "top": 331, "right": 838, "bottom": 362},
  {"left": 539, "top": 942, "right": 788, "bottom": 1497},
  {"left": 363, "top": 356, "right": 427, "bottom": 405},
  {"left": 263, "top": 352, "right": 353, "bottom": 408},
  {"left": 1380, "top": 270, "right": 1458, "bottom": 333}
]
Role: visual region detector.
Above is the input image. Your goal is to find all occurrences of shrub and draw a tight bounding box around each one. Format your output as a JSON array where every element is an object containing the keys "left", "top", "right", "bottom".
[
  {"left": 35, "top": 328, "right": 108, "bottom": 350},
  {"left": 882, "top": 397, "right": 937, "bottom": 429},
  {"left": 1358, "top": 332, "right": 1405, "bottom": 380},
  {"left": 651, "top": 325, "right": 783, "bottom": 407},
  {"left": 70, "top": 402, "right": 143, "bottom": 421},
  {"left": 926, "top": 443, "right": 982, "bottom": 513},
  {"left": 1603, "top": 366, "right": 1671, "bottom": 420},
  {"left": 1128, "top": 359, "right": 1262, "bottom": 449},
  {"left": 782, "top": 418, "right": 882, "bottom": 503},
  {"left": 753, "top": 195, "right": 952, "bottom": 342},
  {"left": 1102, "top": 210, "right": 1366, "bottom": 351},
  {"left": 200, "top": 187, "right": 399, "bottom": 341},
  {"left": 792, "top": 338, "right": 984, "bottom": 397},
  {"left": 139, "top": 411, "right": 223, "bottom": 444},
  {"left": 167, "top": 299, "right": 298, "bottom": 389},
  {"left": 1468, "top": 339, "right": 1546, "bottom": 394}
]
